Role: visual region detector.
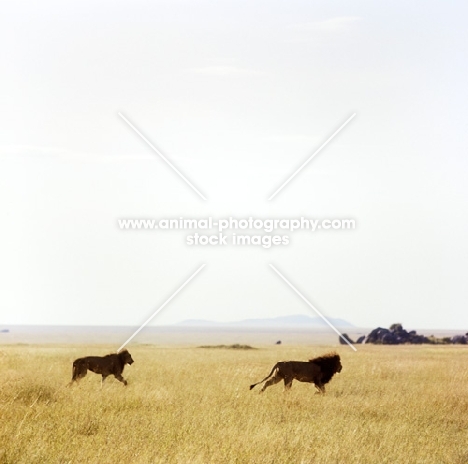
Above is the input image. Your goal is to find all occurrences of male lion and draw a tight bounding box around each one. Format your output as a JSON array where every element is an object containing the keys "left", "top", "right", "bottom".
[
  {"left": 250, "top": 352, "right": 342, "bottom": 394},
  {"left": 69, "top": 349, "right": 134, "bottom": 387}
]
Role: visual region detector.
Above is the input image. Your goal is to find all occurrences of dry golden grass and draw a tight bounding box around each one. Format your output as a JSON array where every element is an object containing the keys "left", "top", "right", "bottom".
[{"left": 1, "top": 343, "right": 468, "bottom": 463}]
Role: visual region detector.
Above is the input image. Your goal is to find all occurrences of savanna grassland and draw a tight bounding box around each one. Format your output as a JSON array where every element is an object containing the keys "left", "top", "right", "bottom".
[{"left": 1, "top": 343, "right": 468, "bottom": 464}]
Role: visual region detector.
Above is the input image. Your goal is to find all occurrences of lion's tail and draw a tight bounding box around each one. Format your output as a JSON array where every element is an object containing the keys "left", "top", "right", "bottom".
[{"left": 249, "top": 363, "right": 279, "bottom": 390}]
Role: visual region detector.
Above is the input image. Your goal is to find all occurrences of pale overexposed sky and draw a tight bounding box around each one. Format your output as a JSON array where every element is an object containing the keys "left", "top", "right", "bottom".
[{"left": 1, "top": 0, "right": 467, "bottom": 329}]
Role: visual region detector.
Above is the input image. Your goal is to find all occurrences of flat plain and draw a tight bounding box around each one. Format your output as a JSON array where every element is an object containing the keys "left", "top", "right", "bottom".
[{"left": 1, "top": 343, "right": 468, "bottom": 463}]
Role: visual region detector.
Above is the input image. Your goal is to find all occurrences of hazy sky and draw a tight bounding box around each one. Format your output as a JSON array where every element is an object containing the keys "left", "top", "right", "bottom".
[{"left": 1, "top": 1, "right": 467, "bottom": 330}]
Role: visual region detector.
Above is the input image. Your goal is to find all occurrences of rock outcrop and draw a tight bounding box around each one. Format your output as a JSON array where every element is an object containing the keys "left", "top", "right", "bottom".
[{"left": 338, "top": 324, "right": 467, "bottom": 345}]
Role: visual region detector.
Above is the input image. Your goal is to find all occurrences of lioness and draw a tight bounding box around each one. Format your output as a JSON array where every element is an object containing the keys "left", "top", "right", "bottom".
[{"left": 69, "top": 349, "right": 134, "bottom": 387}]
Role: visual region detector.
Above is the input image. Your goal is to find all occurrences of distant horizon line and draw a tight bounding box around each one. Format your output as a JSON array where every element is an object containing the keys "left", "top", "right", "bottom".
[
  {"left": 1, "top": 322, "right": 466, "bottom": 332},
  {"left": 2, "top": 314, "right": 351, "bottom": 327}
]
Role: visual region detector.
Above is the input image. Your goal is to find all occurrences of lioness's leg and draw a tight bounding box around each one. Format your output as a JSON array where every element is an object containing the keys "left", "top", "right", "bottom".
[
  {"left": 71, "top": 362, "right": 87, "bottom": 383},
  {"left": 260, "top": 375, "right": 281, "bottom": 393},
  {"left": 101, "top": 374, "right": 109, "bottom": 388},
  {"left": 114, "top": 374, "right": 128, "bottom": 386}
]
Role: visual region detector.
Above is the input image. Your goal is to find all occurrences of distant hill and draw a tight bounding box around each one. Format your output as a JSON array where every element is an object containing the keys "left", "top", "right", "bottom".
[{"left": 176, "top": 314, "right": 354, "bottom": 328}]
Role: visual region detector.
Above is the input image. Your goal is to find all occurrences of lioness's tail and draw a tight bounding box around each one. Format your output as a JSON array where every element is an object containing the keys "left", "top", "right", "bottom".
[
  {"left": 67, "top": 362, "right": 77, "bottom": 387},
  {"left": 250, "top": 363, "right": 279, "bottom": 390}
]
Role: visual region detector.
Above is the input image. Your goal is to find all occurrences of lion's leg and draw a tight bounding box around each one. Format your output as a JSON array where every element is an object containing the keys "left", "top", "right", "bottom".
[
  {"left": 260, "top": 375, "right": 281, "bottom": 393},
  {"left": 283, "top": 377, "right": 293, "bottom": 391},
  {"left": 314, "top": 382, "right": 326, "bottom": 394}
]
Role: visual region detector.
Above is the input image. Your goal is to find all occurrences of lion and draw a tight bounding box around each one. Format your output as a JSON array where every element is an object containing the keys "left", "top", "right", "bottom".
[
  {"left": 69, "top": 350, "right": 134, "bottom": 387},
  {"left": 250, "top": 352, "right": 342, "bottom": 394}
]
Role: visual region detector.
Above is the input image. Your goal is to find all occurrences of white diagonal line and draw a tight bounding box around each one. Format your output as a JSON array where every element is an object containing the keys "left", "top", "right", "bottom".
[
  {"left": 118, "top": 112, "right": 207, "bottom": 201},
  {"left": 268, "top": 113, "right": 356, "bottom": 201},
  {"left": 269, "top": 264, "right": 357, "bottom": 351},
  {"left": 117, "top": 264, "right": 206, "bottom": 352}
]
